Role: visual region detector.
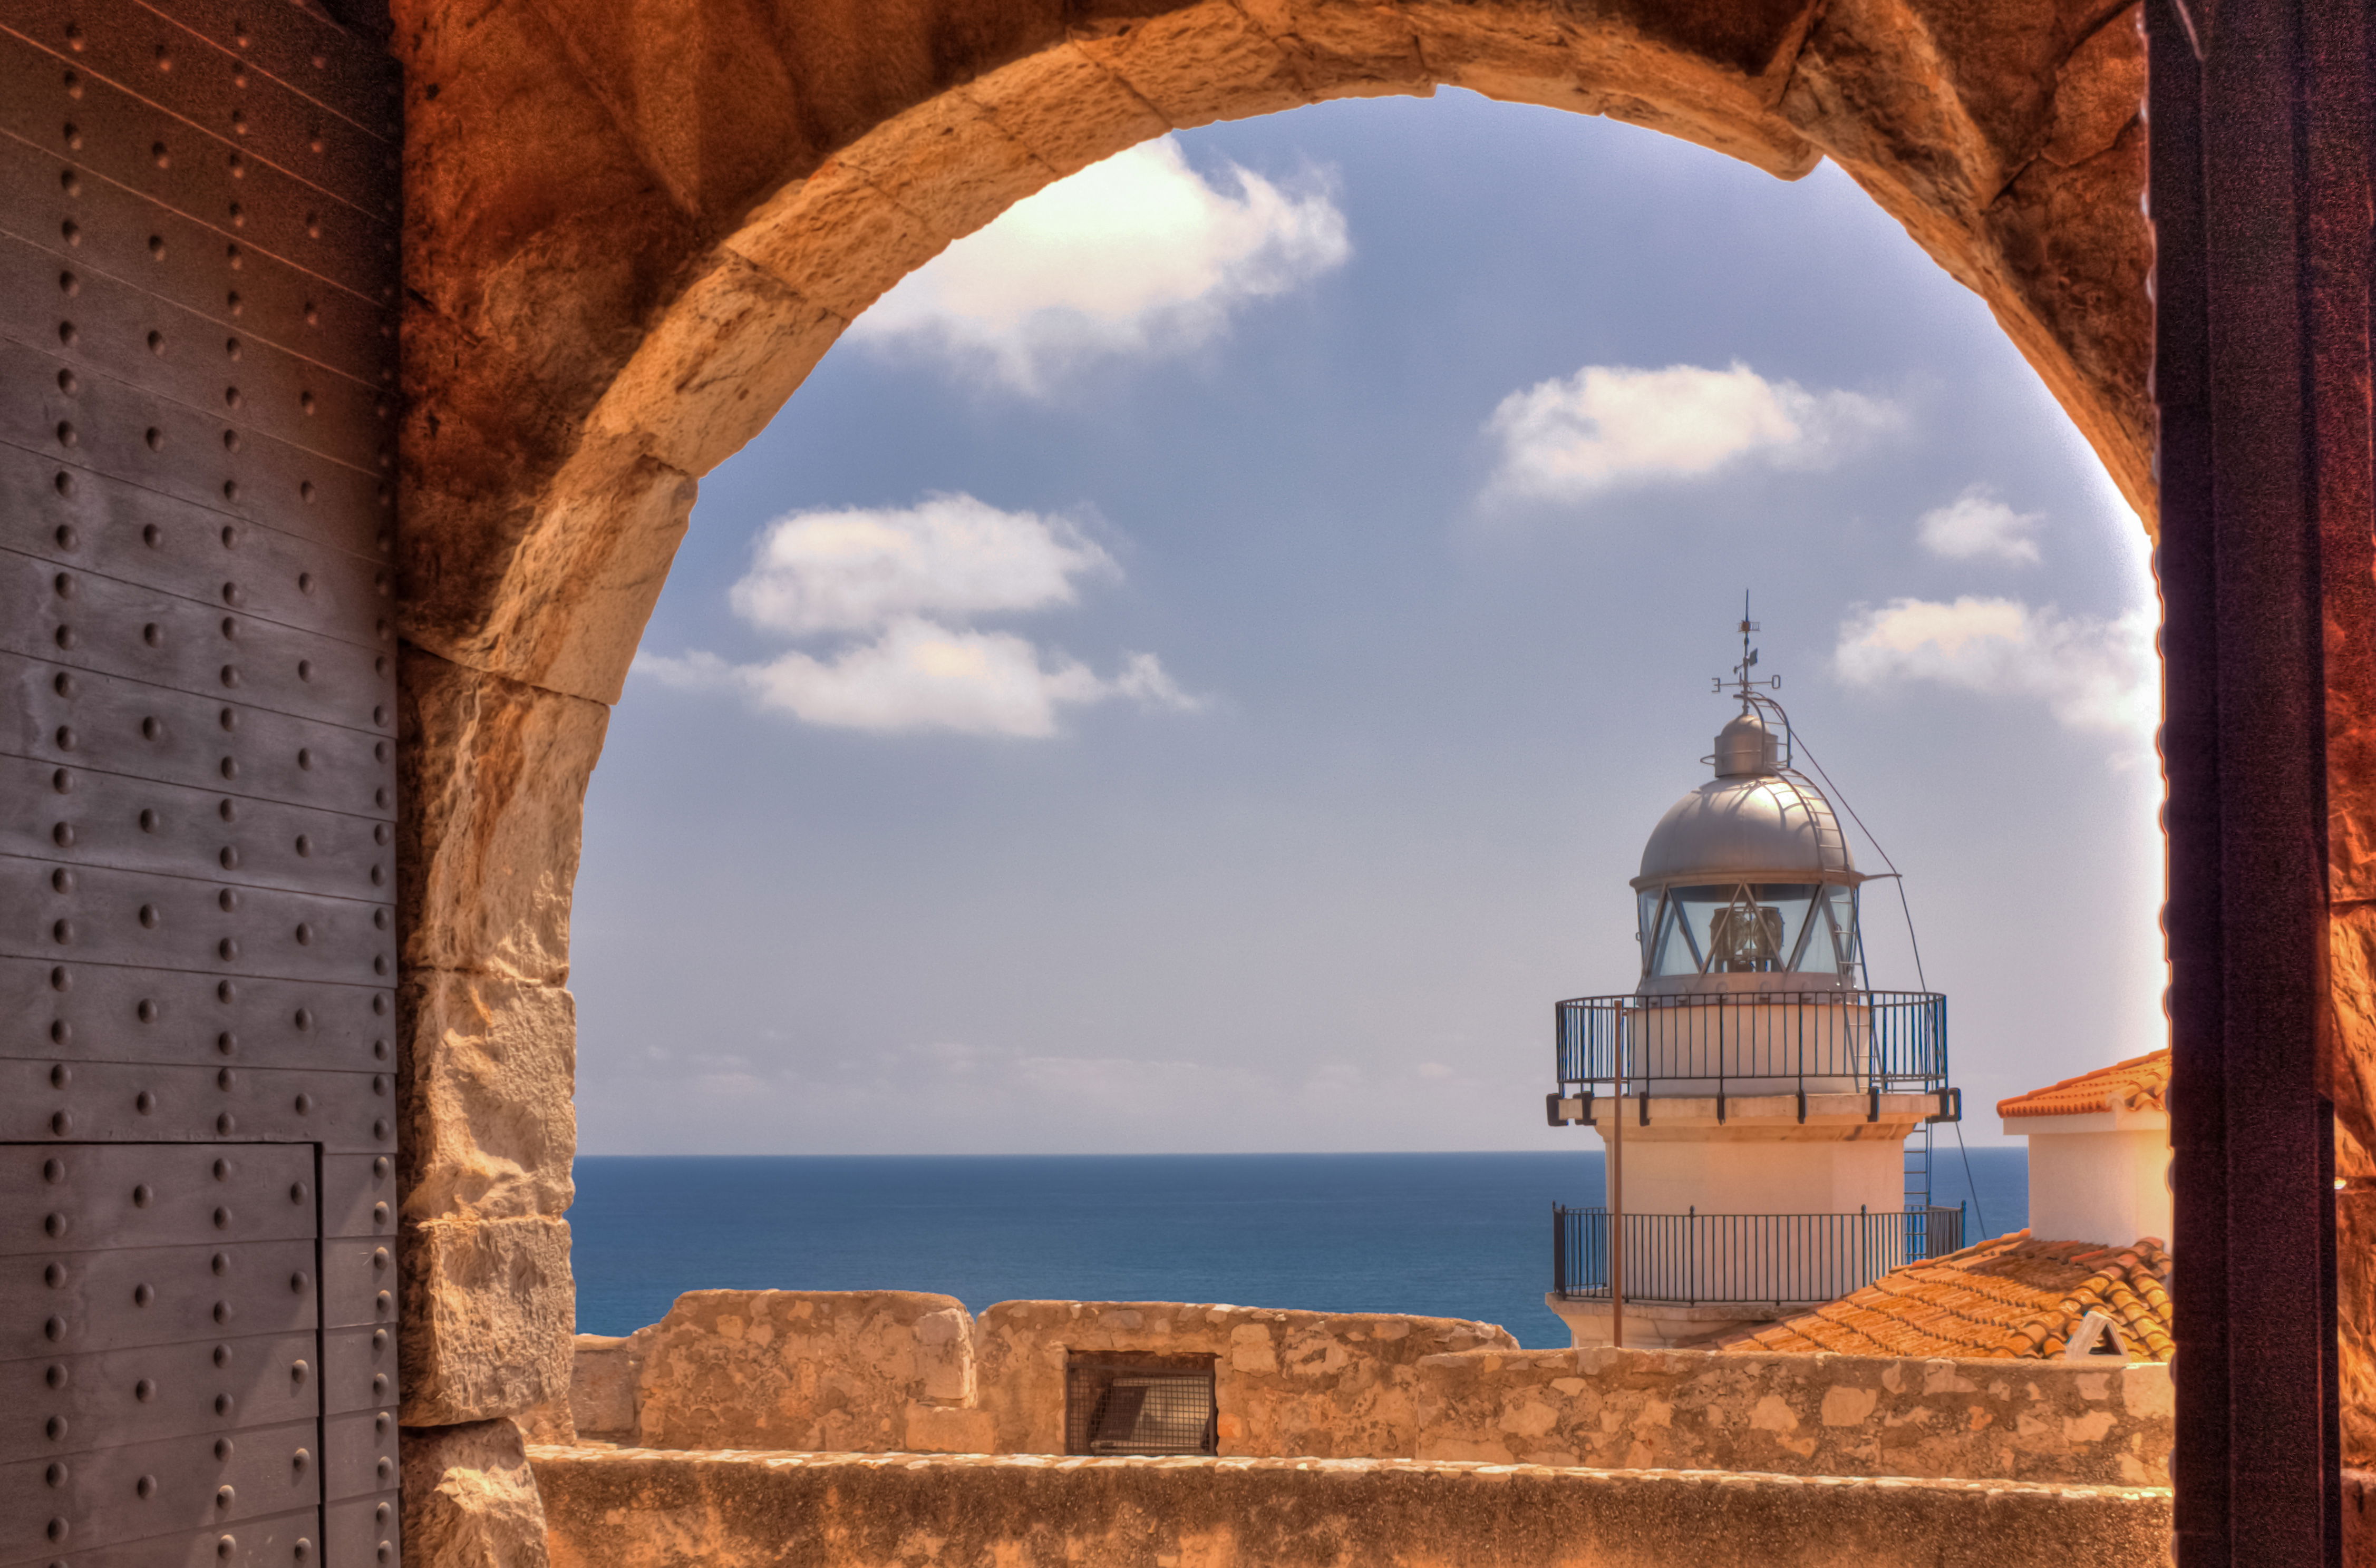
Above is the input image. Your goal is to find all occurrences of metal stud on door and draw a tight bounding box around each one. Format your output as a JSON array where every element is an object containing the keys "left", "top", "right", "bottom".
[{"left": 0, "top": 1, "right": 400, "bottom": 1565}]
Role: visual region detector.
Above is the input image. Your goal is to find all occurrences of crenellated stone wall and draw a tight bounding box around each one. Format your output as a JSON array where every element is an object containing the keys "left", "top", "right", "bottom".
[{"left": 567, "top": 1291, "right": 2173, "bottom": 1487}]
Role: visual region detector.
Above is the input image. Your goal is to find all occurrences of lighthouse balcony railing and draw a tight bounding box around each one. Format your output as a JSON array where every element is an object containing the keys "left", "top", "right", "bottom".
[
  {"left": 1553, "top": 989, "right": 1947, "bottom": 1098},
  {"left": 1550, "top": 1204, "right": 1967, "bottom": 1306}
]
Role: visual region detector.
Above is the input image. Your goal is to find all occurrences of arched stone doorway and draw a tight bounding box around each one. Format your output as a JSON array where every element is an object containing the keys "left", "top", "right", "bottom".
[
  {"left": 387, "top": 0, "right": 2154, "bottom": 1428},
  {"left": 393, "top": 0, "right": 2356, "bottom": 1558}
]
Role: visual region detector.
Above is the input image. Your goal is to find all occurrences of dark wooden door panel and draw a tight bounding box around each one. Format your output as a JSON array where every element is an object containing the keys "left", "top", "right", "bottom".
[{"left": 0, "top": 1, "right": 399, "bottom": 1563}]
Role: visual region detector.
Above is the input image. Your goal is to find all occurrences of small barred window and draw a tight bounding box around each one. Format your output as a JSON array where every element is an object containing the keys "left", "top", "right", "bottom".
[{"left": 1063, "top": 1352, "right": 1218, "bottom": 1456}]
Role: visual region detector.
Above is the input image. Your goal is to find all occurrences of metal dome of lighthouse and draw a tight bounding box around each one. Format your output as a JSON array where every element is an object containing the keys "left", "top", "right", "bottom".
[
  {"left": 1636, "top": 709, "right": 1855, "bottom": 884},
  {"left": 1633, "top": 619, "right": 1868, "bottom": 997}
]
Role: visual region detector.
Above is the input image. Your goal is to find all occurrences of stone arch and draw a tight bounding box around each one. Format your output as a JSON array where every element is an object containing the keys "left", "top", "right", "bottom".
[{"left": 384, "top": 0, "right": 2150, "bottom": 1435}]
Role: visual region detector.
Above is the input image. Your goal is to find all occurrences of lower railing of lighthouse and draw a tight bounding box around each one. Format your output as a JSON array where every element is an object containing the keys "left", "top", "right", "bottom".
[{"left": 1551, "top": 1205, "right": 1967, "bottom": 1305}]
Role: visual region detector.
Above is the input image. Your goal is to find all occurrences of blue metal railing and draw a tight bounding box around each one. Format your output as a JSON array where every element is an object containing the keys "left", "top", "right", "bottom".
[
  {"left": 1554, "top": 989, "right": 1948, "bottom": 1098},
  {"left": 1551, "top": 1204, "right": 1967, "bottom": 1306}
]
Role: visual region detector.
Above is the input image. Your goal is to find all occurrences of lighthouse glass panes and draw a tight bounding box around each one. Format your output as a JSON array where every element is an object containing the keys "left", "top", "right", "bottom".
[{"left": 1639, "top": 883, "right": 1856, "bottom": 978}]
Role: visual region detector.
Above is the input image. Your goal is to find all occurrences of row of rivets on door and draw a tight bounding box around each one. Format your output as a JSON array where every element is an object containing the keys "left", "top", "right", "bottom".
[
  {"left": 48, "top": 333, "right": 399, "bottom": 538},
  {"left": 53, "top": 13, "right": 402, "bottom": 177},
  {"left": 47, "top": 508, "right": 399, "bottom": 612},
  {"left": 50, "top": 473, "right": 399, "bottom": 570},
  {"left": 54, "top": 265, "right": 395, "bottom": 431},
  {"left": 38, "top": 1068, "right": 392, "bottom": 1125},
  {"left": 46, "top": 778, "right": 394, "bottom": 883},
  {"left": 42, "top": 895, "right": 394, "bottom": 952},
  {"left": 54, "top": 210, "right": 401, "bottom": 375},
  {"left": 46, "top": 590, "right": 394, "bottom": 721},
  {"left": 44, "top": 1441, "right": 322, "bottom": 1555},
  {"left": 64, "top": 14, "right": 361, "bottom": 78},
  {"left": 45, "top": 155, "right": 389, "bottom": 346},
  {"left": 50, "top": 44, "right": 401, "bottom": 246},
  {"left": 32, "top": 1156, "right": 308, "bottom": 1378},
  {"left": 38, "top": 971, "right": 393, "bottom": 1049}
]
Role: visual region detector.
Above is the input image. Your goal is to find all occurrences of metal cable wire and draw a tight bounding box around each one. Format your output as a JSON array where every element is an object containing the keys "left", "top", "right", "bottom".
[{"left": 1772, "top": 713, "right": 1931, "bottom": 996}]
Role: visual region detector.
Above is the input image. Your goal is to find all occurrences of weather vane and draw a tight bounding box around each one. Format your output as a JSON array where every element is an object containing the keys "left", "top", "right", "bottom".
[{"left": 1713, "top": 590, "right": 1782, "bottom": 698}]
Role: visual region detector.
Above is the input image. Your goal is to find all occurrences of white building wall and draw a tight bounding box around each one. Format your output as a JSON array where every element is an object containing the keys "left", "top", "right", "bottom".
[
  {"left": 2006, "top": 1112, "right": 2172, "bottom": 1246},
  {"left": 1612, "top": 1134, "right": 1907, "bottom": 1217}
]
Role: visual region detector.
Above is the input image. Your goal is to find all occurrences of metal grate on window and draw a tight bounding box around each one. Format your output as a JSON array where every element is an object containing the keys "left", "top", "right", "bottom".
[{"left": 1064, "top": 1352, "right": 1218, "bottom": 1456}]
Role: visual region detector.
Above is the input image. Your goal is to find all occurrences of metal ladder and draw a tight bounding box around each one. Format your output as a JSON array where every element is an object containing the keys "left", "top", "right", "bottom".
[{"left": 1904, "top": 1120, "right": 1943, "bottom": 1257}]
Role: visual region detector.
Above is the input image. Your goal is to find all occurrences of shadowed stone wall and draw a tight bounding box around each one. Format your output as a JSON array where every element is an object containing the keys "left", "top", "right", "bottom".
[{"left": 529, "top": 1445, "right": 2175, "bottom": 1568}]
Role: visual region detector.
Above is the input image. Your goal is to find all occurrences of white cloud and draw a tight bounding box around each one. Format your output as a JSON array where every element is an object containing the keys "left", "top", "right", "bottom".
[
  {"left": 1916, "top": 485, "right": 2044, "bottom": 564},
  {"left": 1833, "top": 596, "right": 2156, "bottom": 737},
  {"left": 848, "top": 138, "right": 1349, "bottom": 391},
  {"left": 637, "top": 620, "right": 1196, "bottom": 738},
  {"left": 1482, "top": 361, "right": 1900, "bottom": 500},
  {"left": 636, "top": 494, "right": 1202, "bottom": 737},
  {"left": 730, "top": 493, "right": 1113, "bottom": 636}
]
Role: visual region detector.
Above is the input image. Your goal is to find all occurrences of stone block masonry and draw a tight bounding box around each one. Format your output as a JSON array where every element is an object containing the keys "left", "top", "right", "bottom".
[
  {"left": 570, "top": 1291, "right": 2173, "bottom": 1487},
  {"left": 631, "top": 1290, "right": 986, "bottom": 1453},
  {"left": 529, "top": 1445, "right": 2175, "bottom": 1568},
  {"left": 1414, "top": 1346, "right": 2172, "bottom": 1486}
]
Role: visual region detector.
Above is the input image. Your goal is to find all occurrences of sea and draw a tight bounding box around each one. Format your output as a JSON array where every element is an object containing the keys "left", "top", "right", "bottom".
[{"left": 571, "top": 1146, "right": 2027, "bottom": 1350}]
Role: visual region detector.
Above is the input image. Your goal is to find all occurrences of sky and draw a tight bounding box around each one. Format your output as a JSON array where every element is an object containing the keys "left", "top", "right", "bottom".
[{"left": 569, "top": 90, "right": 2164, "bottom": 1157}]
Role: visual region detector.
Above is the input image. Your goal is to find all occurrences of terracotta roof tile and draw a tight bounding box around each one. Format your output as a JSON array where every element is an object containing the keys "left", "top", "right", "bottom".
[
  {"left": 1996, "top": 1048, "right": 2171, "bottom": 1119},
  {"left": 1720, "top": 1231, "right": 2175, "bottom": 1363}
]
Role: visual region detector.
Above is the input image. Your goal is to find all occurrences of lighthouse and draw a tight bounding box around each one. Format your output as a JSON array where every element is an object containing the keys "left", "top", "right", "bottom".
[{"left": 1544, "top": 621, "right": 1963, "bottom": 1349}]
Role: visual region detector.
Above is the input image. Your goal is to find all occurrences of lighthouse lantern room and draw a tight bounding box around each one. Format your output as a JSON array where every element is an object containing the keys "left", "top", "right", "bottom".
[{"left": 1544, "top": 619, "right": 1962, "bottom": 1350}]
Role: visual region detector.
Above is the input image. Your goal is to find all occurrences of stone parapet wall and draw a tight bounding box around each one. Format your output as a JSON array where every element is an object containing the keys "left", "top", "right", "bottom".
[
  {"left": 1414, "top": 1346, "right": 2171, "bottom": 1486},
  {"left": 529, "top": 1444, "right": 2175, "bottom": 1568},
  {"left": 577, "top": 1293, "right": 1517, "bottom": 1457},
  {"left": 571, "top": 1292, "right": 2173, "bottom": 1485},
  {"left": 632, "top": 1291, "right": 986, "bottom": 1453}
]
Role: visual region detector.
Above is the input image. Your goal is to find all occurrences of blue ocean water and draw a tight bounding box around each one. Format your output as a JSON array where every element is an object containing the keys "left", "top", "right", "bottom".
[{"left": 571, "top": 1146, "right": 2026, "bottom": 1349}]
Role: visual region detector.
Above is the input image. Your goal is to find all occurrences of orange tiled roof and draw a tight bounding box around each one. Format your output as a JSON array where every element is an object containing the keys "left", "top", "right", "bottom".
[
  {"left": 1996, "top": 1048, "right": 2170, "bottom": 1119},
  {"left": 1722, "top": 1230, "right": 2174, "bottom": 1362}
]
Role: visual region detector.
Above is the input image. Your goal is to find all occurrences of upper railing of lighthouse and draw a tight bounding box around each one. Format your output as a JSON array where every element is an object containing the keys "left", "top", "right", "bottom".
[{"left": 1552, "top": 987, "right": 1950, "bottom": 1098}]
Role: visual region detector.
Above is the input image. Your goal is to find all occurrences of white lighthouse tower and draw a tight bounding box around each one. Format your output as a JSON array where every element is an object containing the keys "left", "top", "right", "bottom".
[{"left": 1544, "top": 619, "right": 1962, "bottom": 1349}]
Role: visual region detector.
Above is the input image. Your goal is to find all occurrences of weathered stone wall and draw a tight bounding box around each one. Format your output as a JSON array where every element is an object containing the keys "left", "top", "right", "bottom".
[
  {"left": 396, "top": 647, "right": 597, "bottom": 1428},
  {"left": 529, "top": 1444, "right": 2175, "bottom": 1568},
  {"left": 2337, "top": 1114, "right": 2376, "bottom": 1468},
  {"left": 404, "top": 1419, "right": 555, "bottom": 1568},
  {"left": 567, "top": 1332, "right": 645, "bottom": 1443},
  {"left": 588, "top": 1293, "right": 1515, "bottom": 1458},
  {"left": 1413, "top": 1346, "right": 2171, "bottom": 1486},
  {"left": 973, "top": 1300, "right": 1516, "bottom": 1458},
  {"left": 570, "top": 1292, "right": 2172, "bottom": 1486},
  {"left": 632, "top": 1291, "right": 990, "bottom": 1454}
]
